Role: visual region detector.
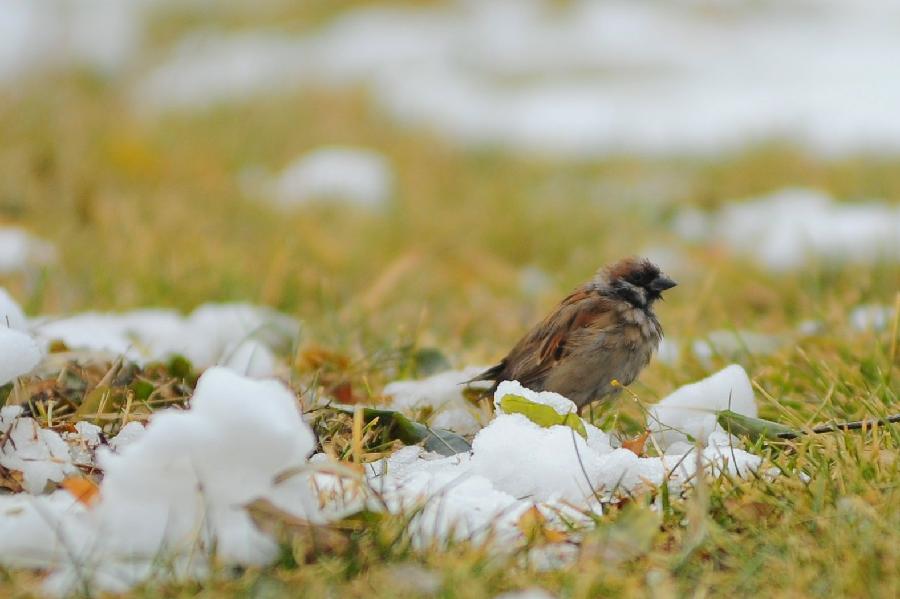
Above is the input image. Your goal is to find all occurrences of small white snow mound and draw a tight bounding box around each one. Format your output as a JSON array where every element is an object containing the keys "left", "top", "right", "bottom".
[
  {"left": 648, "top": 364, "right": 756, "bottom": 452},
  {"left": 0, "top": 367, "right": 327, "bottom": 594},
  {"left": 0, "top": 327, "right": 42, "bottom": 385},
  {"left": 471, "top": 413, "right": 618, "bottom": 503},
  {"left": 849, "top": 304, "right": 894, "bottom": 332},
  {"left": 494, "top": 379, "right": 577, "bottom": 416},
  {"left": 383, "top": 366, "right": 487, "bottom": 434},
  {"left": 0, "top": 228, "right": 56, "bottom": 274},
  {"left": 679, "top": 189, "right": 900, "bottom": 270},
  {"left": 30, "top": 302, "right": 299, "bottom": 373},
  {"left": 0, "top": 288, "right": 28, "bottom": 331},
  {"left": 272, "top": 147, "right": 393, "bottom": 208},
  {"left": 219, "top": 339, "right": 279, "bottom": 378},
  {"left": 0, "top": 406, "right": 76, "bottom": 493}
]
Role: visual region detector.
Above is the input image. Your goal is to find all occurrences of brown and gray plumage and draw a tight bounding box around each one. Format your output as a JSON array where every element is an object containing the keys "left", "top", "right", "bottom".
[{"left": 471, "top": 257, "right": 676, "bottom": 410}]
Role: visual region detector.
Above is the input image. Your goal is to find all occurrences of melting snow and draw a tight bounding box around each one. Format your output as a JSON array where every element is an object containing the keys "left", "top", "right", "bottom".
[
  {"left": 0, "top": 368, "right": 328, "bottom": 595},
  {"left": 675, "top": 189, "right": 900, "bottom": 270},
  {"left": 135, "top": 0, "right": 900, "bottom": 157},
  {"left": 31, "top": 303, "right": 299, "bottom": 372},
  {"left": 383, "top": 366, "right": 489, "bottom": 435},
  {"left": 0, "top": 227, "right": 56, "bottom": 274},
  {"left": 269, "top": 147, "right": 393, "bottom": 208}
]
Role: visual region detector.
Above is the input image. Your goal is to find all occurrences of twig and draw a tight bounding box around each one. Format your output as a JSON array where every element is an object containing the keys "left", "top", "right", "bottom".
[{"left": 777, "top": 414, "right": 900, "bottom": 439}]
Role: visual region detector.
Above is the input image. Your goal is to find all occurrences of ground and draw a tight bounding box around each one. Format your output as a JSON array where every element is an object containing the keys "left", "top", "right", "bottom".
[{"left": 0, "top": 2, "right": 898, "bottom": 597}]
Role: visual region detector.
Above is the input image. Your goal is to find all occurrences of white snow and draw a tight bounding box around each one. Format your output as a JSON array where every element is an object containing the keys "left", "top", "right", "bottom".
[
  {"left": 270, "top": 147, "right": 393, "bottom": 208},
  {"left": 383, "top": 366, "right": 489, "bottom": 435},
  {"left": 648, "top": 364, "right": 756, "bottom": 453},
  {"left": 0, "top": 288, "right": 28, "bottom": 331},
  {"left": 849, "top": 304, "right": 894, "bottom": 332},
  {"left": 0, "top": 228, "right": 56, "bottom": 274},
  {"left": 0, "top": 327, "right": 42, "bottom": 385},
  {"left": 0, "top": 368, "right": 330, "bottom": 594},
  {"left": 0, "top": 364, "right": 773, "bottom": 591},
  {"left": 0, "top": 406, "right": 76, "bottom": 494},
  {"left": 364, "top": 365, "right": 765, "bottom": 549},
  {"left": 31, "top": 302, "right": 299, "bottom": 373},
  {"left": 135, "top": 1, "right": 900, "bottom": 157},
  {"left": 677, "top": 189, "right": 900, "bottom": 271}
]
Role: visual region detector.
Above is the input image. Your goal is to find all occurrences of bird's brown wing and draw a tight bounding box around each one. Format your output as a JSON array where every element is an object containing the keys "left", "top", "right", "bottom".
[{"left": 497, "top": 287, "right": 619, "bottom": 390}]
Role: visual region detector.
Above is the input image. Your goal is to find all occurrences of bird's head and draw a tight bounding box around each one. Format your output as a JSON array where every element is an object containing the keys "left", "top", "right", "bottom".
[{"left": 598, "top": 257, "right": 677, "bottom": 308}]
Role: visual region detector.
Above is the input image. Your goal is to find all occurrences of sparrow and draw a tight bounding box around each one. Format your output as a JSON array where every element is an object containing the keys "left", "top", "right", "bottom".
[{"left": 471, "top": 257, "right": 676, "bottom": 410}]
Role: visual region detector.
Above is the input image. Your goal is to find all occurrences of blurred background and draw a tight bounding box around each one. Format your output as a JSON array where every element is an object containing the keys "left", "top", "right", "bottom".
[{"left": 1, "top": 0, "right": 898, "bottom": 386}]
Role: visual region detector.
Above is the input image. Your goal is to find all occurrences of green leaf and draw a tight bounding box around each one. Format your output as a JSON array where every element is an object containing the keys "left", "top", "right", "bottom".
[
  {"left": 335, "top": 407, "right": 471, "bottom": 456},
  {"left": 716, "top": 409, "right": 798, "bottom": 442},
  {"left": 498, "top": 394, "right": 587, "bottom": 438},
  {"left": 411, "top": 347, "right": 451, "bottom": 377}
]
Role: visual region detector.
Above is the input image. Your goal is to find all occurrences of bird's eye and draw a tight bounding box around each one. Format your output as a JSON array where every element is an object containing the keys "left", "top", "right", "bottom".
[{"left": 629, "top": 271, "right": 653, "bottom": 286}]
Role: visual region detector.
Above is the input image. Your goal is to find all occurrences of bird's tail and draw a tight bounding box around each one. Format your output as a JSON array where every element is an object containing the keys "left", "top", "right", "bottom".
[{"left": 464, "top": 362, "right": 505, "bottom": 385}]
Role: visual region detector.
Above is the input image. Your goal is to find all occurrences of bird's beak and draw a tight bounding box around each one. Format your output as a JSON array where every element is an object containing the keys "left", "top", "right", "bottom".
[{"left": 650, "top": 275, "right": 677, "bottom": 292}]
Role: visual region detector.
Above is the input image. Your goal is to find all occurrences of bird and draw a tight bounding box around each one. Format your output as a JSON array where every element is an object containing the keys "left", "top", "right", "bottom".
[{"left": 470, "top": 257, "right": 676, "bottom": 411}]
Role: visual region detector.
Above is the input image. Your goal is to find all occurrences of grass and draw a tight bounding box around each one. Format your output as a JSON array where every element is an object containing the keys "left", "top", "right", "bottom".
[{"left": 0, "top": 3, "right": 898, "bottom": 596}]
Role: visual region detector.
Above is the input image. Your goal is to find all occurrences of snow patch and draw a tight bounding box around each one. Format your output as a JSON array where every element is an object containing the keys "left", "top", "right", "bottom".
[
  {"left": 136, "top": 1, "right": 900, "bottom": 157},
  {"left": 0, "top": 406, "right": 76, "bottom": 493},
  {"left": 0, "top": 228, "right": 56, "bottom": 274},
  {"left": 648, "top": 364, "right": 756, "bottom": 452},
  {"left": 31, "top": 303, "right": 299, "bottom": 373},
  {"left": 0, "top": 368, "right": 329, "bottom": 594},
  {"left": 0, "top": 327, "right": 42, "bottom": 385},
  {"left": 383, "top": 366, "right": 489, "bottom": 435},
  {"left": 677, "top": 189, "right": 900, "bottom": 271},
  {"left": 269, "top": 147, "right": 393, "bottom": 208}
]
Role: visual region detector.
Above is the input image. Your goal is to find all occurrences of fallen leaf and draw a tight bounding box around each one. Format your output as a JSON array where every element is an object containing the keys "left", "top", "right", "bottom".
[
  {"left": 498, "top": 394, "right": 587, "bottom": 438},
  {"left": 622, "top": 430, "right": 650, "bottom": 456},
  {"left": 516, "top": 505, "right": 569, "bottom": 545},
  {"left": 246, "top": 498, "right": 350, "bottom": 560},
  {"left": 60, "top": 476, "right": 100, "bottom": 506}
]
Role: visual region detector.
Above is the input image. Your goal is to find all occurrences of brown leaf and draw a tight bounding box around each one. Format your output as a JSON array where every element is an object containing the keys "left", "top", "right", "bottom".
[
  {"left": 622, "top": 430, "right": 650, "bottom": 456},
  {"left": 296, "top": 346, "right": 352, "bottom": 372},
  {"left": 60, "top": 476, "right": 100, "bottom": 506},
  {"left": 516, "top": 505, "right": 568, "bottom": 545},
  {"left": 329, "top": 381, "right": 358, "bottom": 404},
  {"left": 0, "top": 466, "right": 24, "bottom": 494},
  {"left": 246, "top": 498, "right": 350, "bottom": 560}
]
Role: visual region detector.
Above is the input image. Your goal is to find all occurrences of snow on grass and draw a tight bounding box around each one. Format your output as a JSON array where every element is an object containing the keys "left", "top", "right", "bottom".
[
  {"left": 675, "top": 189, "right": 900, "bottom": 270},
  {"left": 366, "top": 365, "right": 765, "bottom": 548},
  {"left": 0, "top": 406, "right": 76, "bottom": 493},
  {"left": 269, "top": 147, "right": 393, "bottom": 208},
  {"left": 31, "top": 302, "right": 299, "bottom": 373},
  {"left": 135, "top": 1, "right": 900, "bottom": 156},
  {"left": 0, "top": 328, "right": 41, "bottom": 385},
  {"left": 383, "top": 366, "right": 489, "bottom": 434},
  {"left": 0, "top": 227, "right": 56, "bottom": 274},
  {"left": 849, "top": 304, "right": 895, "bottom": 332},
  {"left": 0, "top": 363, "right": 777, "bottom": 590},
  {"left": 0, "top": 368, "right": 327, "bottom": 595},
  {"left": 648, "top": 364, "right": 756, "bottom": 453},
  {"left": 0, "top": 0, "right": 142, "bottom": 83}
]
